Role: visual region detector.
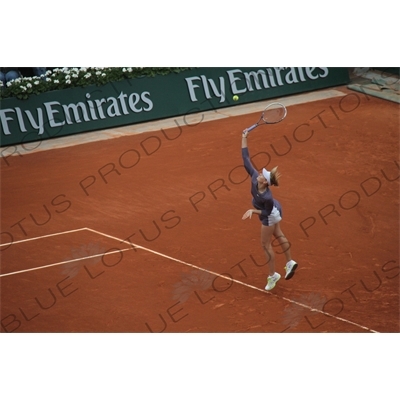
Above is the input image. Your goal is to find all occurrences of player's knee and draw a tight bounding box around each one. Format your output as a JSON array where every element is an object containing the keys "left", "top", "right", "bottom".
[
  {"left": 262, "top": 244, "right": 274, "bottom": 261},
  {"left": 261, "top": 239, "right": 271, "bottom": 249}
]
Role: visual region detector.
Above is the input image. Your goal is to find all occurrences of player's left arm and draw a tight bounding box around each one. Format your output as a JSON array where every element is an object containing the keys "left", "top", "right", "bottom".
[
  {"left": 242, "top": 208, "right": 262, "bottom": 220},
  {"left": 242, "top": 199, "right": 273, "bottom": 220}
]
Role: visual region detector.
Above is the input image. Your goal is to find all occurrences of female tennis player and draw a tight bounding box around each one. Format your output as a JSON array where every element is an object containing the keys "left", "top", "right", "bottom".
[{"left": 241, "top": 129, "right": 298, "bottom": 290}]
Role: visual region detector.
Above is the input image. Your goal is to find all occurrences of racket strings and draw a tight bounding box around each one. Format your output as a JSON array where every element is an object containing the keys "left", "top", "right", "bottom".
[{"left": 262, "top": 105, "right": 286, "bottom": 123}]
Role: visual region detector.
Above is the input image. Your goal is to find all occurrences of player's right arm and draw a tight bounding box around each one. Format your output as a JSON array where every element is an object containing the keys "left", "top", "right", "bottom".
[
  {"left": 241, "top": 129, "right": 248, "bottom": 149},
  {"left": 241, "top": 130, "right": 257, "bottom": 177}
]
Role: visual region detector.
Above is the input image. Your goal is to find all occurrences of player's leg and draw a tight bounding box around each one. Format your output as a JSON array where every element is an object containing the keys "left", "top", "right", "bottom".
[
  {"left": 273, "top": 222, "right": 292, "bottom": 263},
  {"left": 273, "top": 222, "right": 298, "bottom": 280},
  {"left": 261, "top": 223, "right": 275, "bottom": 273},
  {"left": 261, "top": 223, "right": 281, "bottom": 290}
]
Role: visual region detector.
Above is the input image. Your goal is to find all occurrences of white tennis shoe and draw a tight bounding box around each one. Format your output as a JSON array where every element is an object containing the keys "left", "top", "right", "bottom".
[
  {"left": 265, "top": 273, "right": 281, "bottom": 291},
  {"left": 284, "top": 260, "right": 298, "bottom": 280}
]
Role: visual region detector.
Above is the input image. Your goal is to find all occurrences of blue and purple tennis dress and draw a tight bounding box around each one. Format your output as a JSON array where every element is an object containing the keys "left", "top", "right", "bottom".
[{"left": 242, "top": 147, "right": 282, "bottom": 226}]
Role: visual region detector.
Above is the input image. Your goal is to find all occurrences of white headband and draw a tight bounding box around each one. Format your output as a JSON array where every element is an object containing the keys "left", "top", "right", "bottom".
[{"left": 262, "top": 168, "right": 271, "bottom": 185}]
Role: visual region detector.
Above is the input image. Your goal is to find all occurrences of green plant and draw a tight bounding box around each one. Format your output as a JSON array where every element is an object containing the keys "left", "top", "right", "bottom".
[{"left": 0, "top": 67, "right": 194, "bottom": 100}]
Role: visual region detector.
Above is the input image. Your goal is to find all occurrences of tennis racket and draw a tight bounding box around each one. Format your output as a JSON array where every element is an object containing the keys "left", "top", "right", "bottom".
[{"left": 244, "top": 102, "right": 287, "bottom": 132}]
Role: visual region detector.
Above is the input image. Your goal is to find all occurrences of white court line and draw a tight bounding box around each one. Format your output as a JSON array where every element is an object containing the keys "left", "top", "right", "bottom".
[
  {"left": 0, "top": 248, "right": 134, "bottom": 278},
  {"left": 0, "top": 227, "right": 88, "bottom": 247},
  {"left": 0, "top": 226, "right": 135, "bottom": 277},
  {"left": 85, "top": 227, "right": 379, "bottom": 334}
]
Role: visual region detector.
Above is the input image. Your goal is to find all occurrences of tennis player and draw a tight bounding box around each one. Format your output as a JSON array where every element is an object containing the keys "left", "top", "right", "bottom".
[{"left": 241, "top": 129, "right": 298, "bottom": 290}]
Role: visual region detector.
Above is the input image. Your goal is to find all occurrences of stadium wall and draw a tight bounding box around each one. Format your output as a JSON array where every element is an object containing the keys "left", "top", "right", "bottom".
[{"left": 0, "top": 67, "right": 350, "bottom": 147}]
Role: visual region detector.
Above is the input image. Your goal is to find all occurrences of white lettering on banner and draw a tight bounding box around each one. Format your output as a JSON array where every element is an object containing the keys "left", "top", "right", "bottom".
[
  {"left": 0, "top": 90, "right": 154, "bottom": 137},
  {"left": 285, "top": 68, "right": 302, "bottom": 84},
  {"left": 274, "top": 67, "right": 286, "bottom": 85},
  {"left": 185, "top": 76, "right": 201, "bottom": 101},
  {"left": 95, "top": 98, "right": 107, "bottom": 119},
  {"left": 106, "top": 97, "right": 122, "bottom": 118},
  {"left": 186, "top": 67, "right": 331, "bottom": 101},
  {"left": 25, "top": 108, "right": 44, "bottom": 135},
  {"left": 0, "top": 109, "right": 14, "bottom": 135},
  {"left": 117, "top": 92, "right": 129, "bottom": 115},
  {"left": 186, "top": 76, "right": 226, "bottom": 103},
  {"left": 141, "top": 92, "right": 153, "bottom": 111},
  {"left": 15, "top": 108, "right": 27, "bottom": 132},
  {"left": 319, "top": 67, "right": 329, "bottom": 78},
  {"left": 85, "top": 93, "right": 98, "bottom": 120},
  {"left": 226, "top": 69, "right": 247, "bottom": 94},
  {"left": 44, "top": 102, "right": 65, "bottom": 128},
  {"left": 64, "top": 102, "right": 91, "bottom": 124}
]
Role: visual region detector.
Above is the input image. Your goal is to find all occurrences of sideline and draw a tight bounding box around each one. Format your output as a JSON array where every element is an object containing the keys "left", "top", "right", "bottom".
[{"left": 86, "top": 226, "right": 379, "bottom": 333}]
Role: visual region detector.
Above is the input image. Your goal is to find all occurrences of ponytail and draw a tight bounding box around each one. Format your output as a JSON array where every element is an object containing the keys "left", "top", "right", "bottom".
[{"left": 270, "top": 166, "right": 281, "bottom": 186}]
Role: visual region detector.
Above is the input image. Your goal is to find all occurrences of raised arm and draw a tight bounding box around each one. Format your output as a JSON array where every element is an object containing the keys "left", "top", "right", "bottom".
[
  {"left": 242, "top": 129, "right": 248, "bottom": 149},
  {"left": 241, "top": 130, "right": 257, "bottom": 177}
]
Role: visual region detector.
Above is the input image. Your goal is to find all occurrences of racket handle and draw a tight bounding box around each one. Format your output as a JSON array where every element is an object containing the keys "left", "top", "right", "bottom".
[{"left": 246, "top": 124, "right": 258, "bottom": 132}]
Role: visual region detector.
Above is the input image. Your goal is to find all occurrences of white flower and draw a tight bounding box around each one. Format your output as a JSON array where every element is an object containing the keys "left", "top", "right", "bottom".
[
  {"left": 34, "top": 81, "right": 40, "bottom": 85},
  {"left": 54, "top": 80, "right": 59, "bottom": 83},
  {"left": 27, "top": 83, "right": 32, "bottom": 88},
  {"left": 46, "top": 78, "right": 52, "bottom": 82},
  {"left": 65, "top": 75, "right": 71, "bottom": 80},
  {"left": 21, "top": 86, "right": 27, "bottom": 91},
  {"left": 101, "top": 73, "right": 106, "bottom": 77},
  {"left": 95, "top": 71, "right": 101, "bottom": 75},
  {"left": 72, "top": 74, "right": 78, "bottom": 78},
  {"left": 122, "top": 68, "right": 126, "bottom": 72},
  {"left": 45, "top": 70, "right": 52, "bottom": 76},
  {"left": 66, "top": 80, "right": 71, "bottom": 84},
  {"left": 6, "top": 81, "right": 12, "bottom": 87},
  {"left": 127, "top": 67, "right": 132, "bottom": 72},
  {"left": 84, "top": 73, "right": 91, "bottom": 79}
]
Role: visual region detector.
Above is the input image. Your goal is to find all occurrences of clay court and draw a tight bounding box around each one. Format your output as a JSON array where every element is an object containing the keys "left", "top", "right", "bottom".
[{"left": 1, "top": 83, "right": 399, "bottom": 333}]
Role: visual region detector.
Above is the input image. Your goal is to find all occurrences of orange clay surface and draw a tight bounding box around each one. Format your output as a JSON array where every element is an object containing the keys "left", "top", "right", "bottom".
[{"left": 1, "top": 86, "right": 399, "bottom": 333}]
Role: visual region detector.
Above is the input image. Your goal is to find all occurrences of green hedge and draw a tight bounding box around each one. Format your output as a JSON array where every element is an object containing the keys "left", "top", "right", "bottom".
[{"left": 0, "top": 67, "right": 194, "bottom": 100}]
